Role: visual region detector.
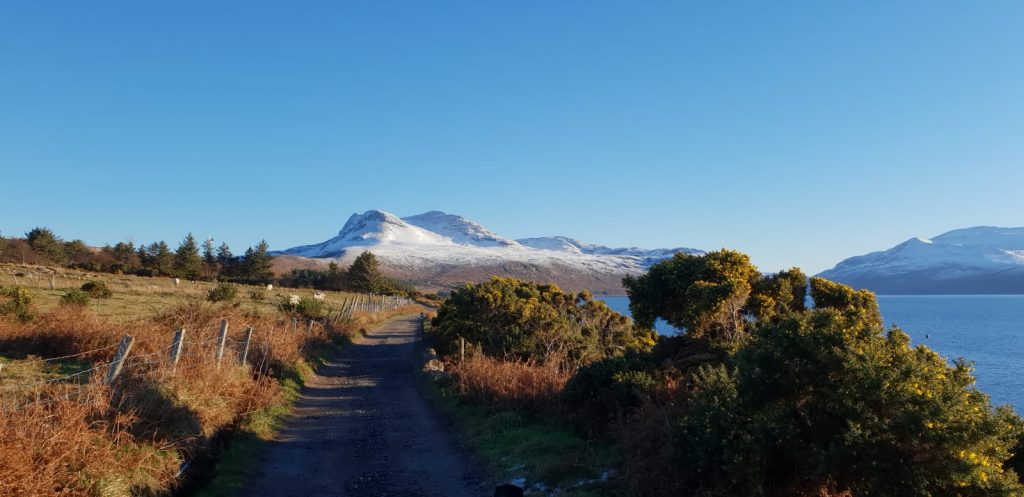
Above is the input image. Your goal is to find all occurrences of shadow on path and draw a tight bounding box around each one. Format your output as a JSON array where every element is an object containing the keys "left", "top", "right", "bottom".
[{"left": 238, "top": 316, "right": 483, "bottom": 497}]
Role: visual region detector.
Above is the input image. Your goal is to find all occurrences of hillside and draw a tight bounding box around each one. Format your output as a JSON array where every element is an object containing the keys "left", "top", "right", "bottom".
[
  {"left": 274, "top": 210, "right": 702, "bottom": 293},
  {"left": 818, "top": 226, "right": 1024, "bottom": 294}
]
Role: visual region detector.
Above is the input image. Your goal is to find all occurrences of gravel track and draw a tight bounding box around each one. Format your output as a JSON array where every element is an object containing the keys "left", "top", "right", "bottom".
[{"left": 238, "top": 315, "right": 483, "bottom": 497}]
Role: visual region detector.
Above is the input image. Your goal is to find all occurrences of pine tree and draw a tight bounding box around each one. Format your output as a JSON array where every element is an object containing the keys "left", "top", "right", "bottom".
[
  {"left": 0, "top": 231, "right": 7, "bottom": 260},
  {"left": 25, "top": 227, "right": 65, "bottom": 264},
  {"left": 173, "top": 234, "right": 203, "bottom": 280},
  {"left": 216, "top": 242, "right": 235, "bottom": 278},
  {"left": 109, "top": 241, "right": 139, "bottom": 269},
  {"left": 64, "top": 239, "right": 91, "bottom": 265},
  {"left": 202, "top": 238, "right": 216, "bottom": 265},
  {"left": 202, "top": 238, "right": 217, "bottom": 277},
  {"left": 240, "top": 240, "right": 274, "bottom": 284},
  {"left": 327, "top": 261, "right": 348, "bottom": 291},
  {"left": 348, "top": 251, "right": 383, "bottom": 293},
  {"left": 153, "top": 241, "right": 174, "bottom": 276}
]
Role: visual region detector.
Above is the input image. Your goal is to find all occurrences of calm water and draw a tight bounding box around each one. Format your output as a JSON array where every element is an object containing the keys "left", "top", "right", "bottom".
[{"left": 600, "top": 295, "right": 1024, "bottom": 410}]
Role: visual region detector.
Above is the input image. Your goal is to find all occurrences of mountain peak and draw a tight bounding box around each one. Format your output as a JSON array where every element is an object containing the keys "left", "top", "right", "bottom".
[
  {"left": 276, "top": 209, "right": 700, "bottom": 290},
  {"left": 337, "top": 210, "right": 408, "bottom": 238}
]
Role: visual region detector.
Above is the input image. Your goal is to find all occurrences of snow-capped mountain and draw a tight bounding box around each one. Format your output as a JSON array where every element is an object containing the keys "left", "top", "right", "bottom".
[
  {"left": 275, "top": 210, "right": 702, "bottom": 292},
  {"left": 818, "top": 227, "right": 1024, "bottom": 294}
]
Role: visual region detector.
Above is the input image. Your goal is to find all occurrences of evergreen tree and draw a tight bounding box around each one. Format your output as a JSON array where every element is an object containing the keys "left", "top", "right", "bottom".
[
  {"left": 240, "top": 240, "right": 274, "bottom": 284},
  {"left": 63, "top": 239, "right": 91, "bottom": 265},
  {"left": 108, "top": 241, "right": 139, "bottom": 269},
  {"left": 326, "top": 261, "right": 348, "bottom": 290},
  {"left": 154, "top": 241, "right": 175, "bottom": 276},
  {"left": 25, "top": 227, "right": 65, "bottom": 264},
  {"left": 202, "top": 237, "right": 217, "bottom": 277},
  {"left": 174, "top": 233, "right": 204, "bottom": 280},
  {"left": 138, "top": 244, "right": 154, "bottom": 270},
  {"left": 0, "top": 231, "right": 7, "bottom": 259},
  {"left": 202, "top": 238, "right": 216, "bottom": 265},
  {"left": 348, "top": 251, "right": 384, "bottom": 293},
  {"left": 216, "top": 242, "right": 234, "bottom": 277}
]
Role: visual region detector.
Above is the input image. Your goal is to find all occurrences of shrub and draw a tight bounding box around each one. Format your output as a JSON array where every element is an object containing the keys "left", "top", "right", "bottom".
[
  {"left": 276, "top": 294, "right": 326, "bottom": 319},
  {"left": 249, "top": 288, "right": 266, "bottom": 302},
  {"left": 431, "top": 277, "right": 655, "bottom": 369},
  {"left": 561, "top": 354, "right": 657, "bottom": 433},
  {"left": 206, "top": 283, "right": 238, "bottom": 302},
  {"left": 59, "top": 289, "right": 91, "bottom": 307},
  {"left": 80, "top": 280, "right": 113, "bottom": 298},
  {"left": 0, "top": 286, "right": 34, "bottom": 322},
  {"left": 673, "top": 307, "right": 1024, "bottom": 497}
]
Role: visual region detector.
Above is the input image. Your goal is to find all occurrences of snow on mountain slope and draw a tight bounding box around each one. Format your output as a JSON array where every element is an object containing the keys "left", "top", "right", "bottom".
[
  {"left": 517, "top": 236, "right": 703, "bottom": 266},
  {"left": 402, "top": 211, "right": 517, "bottom": 247},
  {"left": 276, "top": 210, "right": 701, "bottom": 290},
  {"left": 818, "top": 226, "right": 1024, "bottom": 294}
]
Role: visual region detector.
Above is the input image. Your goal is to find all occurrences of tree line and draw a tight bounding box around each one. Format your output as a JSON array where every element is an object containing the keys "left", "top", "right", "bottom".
[
  {"left": 0, "top": 227, "right": 274, "bottom": 284},
  {"left": 278, "top": 251, "right": 417, "bottom": 296},
  {"left": 0, "top": 227, "right": 415, "bottom": 294}
]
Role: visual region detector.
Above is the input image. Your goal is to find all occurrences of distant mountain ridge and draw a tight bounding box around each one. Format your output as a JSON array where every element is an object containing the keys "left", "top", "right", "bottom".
[
  {"left": 274, "top": 210, "right": 702, "bottom": 293},
  {"left": 818, "top": 226, "right": 1024, "bottom": 294}
]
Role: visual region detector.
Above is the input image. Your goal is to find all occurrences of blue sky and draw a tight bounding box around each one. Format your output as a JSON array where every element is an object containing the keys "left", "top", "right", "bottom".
[{"left": 2, "top": 1, "right": 1022, "bottom": 274}]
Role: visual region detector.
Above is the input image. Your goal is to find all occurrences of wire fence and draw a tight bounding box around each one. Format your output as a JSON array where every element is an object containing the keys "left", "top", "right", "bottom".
[
  {"left": 0, "top": 269, "right": 417, "bottom": 412},
  {"left": 0, "top": 310, "right": 381, "bottom": 412}
]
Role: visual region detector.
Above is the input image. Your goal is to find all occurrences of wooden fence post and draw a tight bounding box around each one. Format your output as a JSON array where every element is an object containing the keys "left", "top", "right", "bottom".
[
  {"left": 307, "top": 319, "right": 314, "bottom": 336},
  {"left": 460, "top": 337, "right": 466, "bottom": 363},
  {"left": 238, "top": 326, "right": 253, "bottom": 365},
  {"left": 105, "top": 335, "right": 135, "bottom": 385},
  {"left": 170, "top": 328, "right": 185, "bottom": 371},
  {"left": 215, "top": 319, "right": 228, "bottom": 368}
]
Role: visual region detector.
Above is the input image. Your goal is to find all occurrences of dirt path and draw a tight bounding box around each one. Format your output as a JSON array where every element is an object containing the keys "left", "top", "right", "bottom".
[{"left": 238, "top": 315, "right": 484, "bottom": 497}]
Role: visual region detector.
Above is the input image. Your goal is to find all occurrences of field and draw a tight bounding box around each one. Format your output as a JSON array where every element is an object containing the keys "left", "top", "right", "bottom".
[
  {"left": 0, "top": 262, "right": 421, "bottom": 497},
  {"left": 0, "top": 262, "right": 384, "bottom": 320}
]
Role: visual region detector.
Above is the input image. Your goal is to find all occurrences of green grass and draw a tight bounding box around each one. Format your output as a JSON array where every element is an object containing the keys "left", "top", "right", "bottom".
[
  {"left": 423, "top": 380, "right": 620, "bottom": 496},
  {"left": 0, "top": 262, "right": 373, "bottom": 321},
  {"left": 192, "top": 359, "right": 314, "bottom": 497},
  {"left": 0, "top": 354, "right": 92, "bottom": 383}
]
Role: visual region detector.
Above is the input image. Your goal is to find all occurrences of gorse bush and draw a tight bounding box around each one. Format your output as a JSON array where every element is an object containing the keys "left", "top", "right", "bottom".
[
  {"left": 0, "top": 286, "right": 34, "bottom": 322},
  {"left": 624, "top": 250, "right": 808, "bottom": 349},
  {"left": 428, "top": 250, "right": 1024, "bottom": 497},
  {"left": 675, "top": 307, "right": 1024, "bottom": 496},
  {"left": 560, "top": 353, "right": 658, "bottom": 433},
  {"left": 431, "top": 277, "right": 655, "bottom": 370},
  {"left": 80, "top": 280, "right": 112, "bottom": 298},
  {"left": 59, "top": 289, "right": 91, "bottom": 307},
  {"left": 206, "top": 282, "right": 238, "bottom": 302},
  {"left": 276, "top": 294, "right": 327, "bottom": 319}
]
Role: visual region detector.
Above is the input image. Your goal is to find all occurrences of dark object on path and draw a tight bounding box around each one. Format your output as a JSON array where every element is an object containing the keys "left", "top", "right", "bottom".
[{"left": 494, "top": 484, "right": 524, "bottom": 497}]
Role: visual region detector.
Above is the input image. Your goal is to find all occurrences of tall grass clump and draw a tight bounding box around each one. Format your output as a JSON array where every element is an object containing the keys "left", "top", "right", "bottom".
[
  {"left": 0, "top": 383, "right": 180, "bottom": 497},
  {"left": 450, "top": 355, "right": 570, "bottom": 414}
]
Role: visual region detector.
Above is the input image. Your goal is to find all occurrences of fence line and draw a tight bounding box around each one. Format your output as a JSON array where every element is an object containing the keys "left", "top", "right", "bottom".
[{"left": 0, "top": 292, "right": 417, "bottom": 413}]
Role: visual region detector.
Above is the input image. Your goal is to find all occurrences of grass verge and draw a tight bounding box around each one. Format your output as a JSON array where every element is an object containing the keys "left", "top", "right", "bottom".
[
  {"left": 190, "top": 359, "right": 315, "bottom": 497},
  {"left": 422, "top": 378, "right": 620, "bottom": 497}
]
